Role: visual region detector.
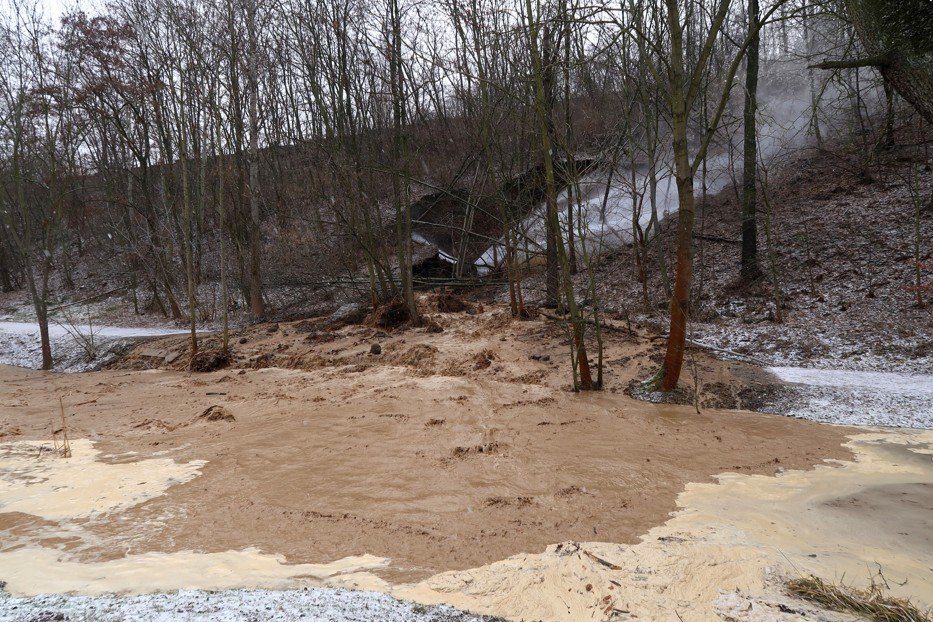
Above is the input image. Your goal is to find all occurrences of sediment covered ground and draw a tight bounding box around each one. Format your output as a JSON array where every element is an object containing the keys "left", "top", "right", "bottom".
[
  {"left": 0, "top": 308, "right": 852, "bottom": 578},
  {"left": 2, "top": 306, "right": 930, "bottom": 620}
]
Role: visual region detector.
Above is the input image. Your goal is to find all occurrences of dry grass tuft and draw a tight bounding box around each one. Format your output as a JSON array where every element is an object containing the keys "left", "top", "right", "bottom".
[
  {"left": 52, "top": 396, "right": 72, "bottom": 458},
  {"left": 787, "top": 575, "right": 931, "bottom": 622}
]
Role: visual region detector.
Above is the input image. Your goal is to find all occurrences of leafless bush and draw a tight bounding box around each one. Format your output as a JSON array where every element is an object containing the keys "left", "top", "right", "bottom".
[{"left": 58, "top": 306, "right": 97, "bottom": 362}]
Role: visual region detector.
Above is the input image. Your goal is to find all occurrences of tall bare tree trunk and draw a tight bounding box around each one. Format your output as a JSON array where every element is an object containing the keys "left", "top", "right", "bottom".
[
  {"left": 741, "top": 0, "right": 761, "bottom": 282},
  {"left": 527, "top": 0, "right": 593, "bottom": 390},
  {"left": 562, "top": 0, "right": 577, "bottom": 275},
  {"left": 660, "top": 0, "right": 693, "bottom": 392},
  {"left": 542, "top": 24, "right": 559, "bottom": 308},
  {"left": 389, "top": 0, "right": 418, "bottom": 322},
  {"left": 180, "top": 123, "right": 198, "bottom": 358},
  {"left": 247, "top": 0, "right": 265, "bottom": 319},
  {"left": 214, "top": 93, "right": 231, "bottom": 353}
]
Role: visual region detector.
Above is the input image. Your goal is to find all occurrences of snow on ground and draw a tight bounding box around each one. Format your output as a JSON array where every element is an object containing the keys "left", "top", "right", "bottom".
[
  {"left": 0, "top": 321, "right": 188, "bottom": 340},
  {"left": 689, "top": 321, "right": 932, "bottom": 375},
  {"left": 764, "top": 366, "right": 933, "bottom": 429},
  {"left": 683, "top": 321, "right": 933, "bottom": 429},
  {"left": 0, "top": 588, "right": 500, "bottom": 622},
  {"left": 0, "top": 321, "right": 188, "bottom": 372},
  {"left": 768, "top": 367, "right": 933, "bottom": 396}
]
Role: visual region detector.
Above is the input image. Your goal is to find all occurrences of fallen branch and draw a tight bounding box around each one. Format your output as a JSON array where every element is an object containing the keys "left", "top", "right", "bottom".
[
  {"left": 539, "top": 310, "right": 633, "bottom": 334},
  {"left": 808, "top": 54, "right": 890, "bottom": 70},
  {"left": 582, "top": 549, "right": 623, "bottom": 571},
  {"left": 693, "top": 234, "right": 742, "bottom": 245},
  {"left": 679, "top": 338, "right": 770, "bottom": 366},
  {"left": 48, "top": 286, "right": 129, "bottom": 313}
]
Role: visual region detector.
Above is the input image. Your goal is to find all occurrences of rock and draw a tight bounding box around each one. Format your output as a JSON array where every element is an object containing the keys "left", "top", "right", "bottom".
[
  {"left": 370, "top": 343, "right": 382, "bottom": 355},
  {"left": 238, "top": 337, "right": 248, "bottom": 344}
]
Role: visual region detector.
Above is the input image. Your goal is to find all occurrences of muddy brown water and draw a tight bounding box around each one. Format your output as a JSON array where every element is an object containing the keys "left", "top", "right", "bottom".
[
  {"left": 4, "top": 309, "right": 896, "bottom": 620},
  {"left": 353, "top": 430, "right": 933, "bottom": 621},
  {"left": 0, "top": 311, "right": 851, "bottom": 579}
]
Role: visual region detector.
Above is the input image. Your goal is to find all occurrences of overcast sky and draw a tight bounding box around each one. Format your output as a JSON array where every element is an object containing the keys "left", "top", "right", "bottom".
[{"left": 38, "top": 0, "right": 96, "bottom": 21}]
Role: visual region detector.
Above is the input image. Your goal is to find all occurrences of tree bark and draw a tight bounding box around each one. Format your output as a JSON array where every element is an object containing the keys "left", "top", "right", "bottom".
[
  {"left": 527, "top": 0, "right": 593, "bottom": 390},
  {"left": 660, "top": 0, "right": 693, "bottom": 392}
]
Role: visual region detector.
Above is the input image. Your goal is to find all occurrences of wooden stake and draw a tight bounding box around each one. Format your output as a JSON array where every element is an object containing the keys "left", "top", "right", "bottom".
[{"left": 57, "top": 397, "right": 71, "bottom": 458}]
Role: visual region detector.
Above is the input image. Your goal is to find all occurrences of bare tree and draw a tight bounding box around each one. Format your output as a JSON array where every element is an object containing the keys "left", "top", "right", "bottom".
[{"left": 741, "top": 0, "right": 761, "bottom": 282}]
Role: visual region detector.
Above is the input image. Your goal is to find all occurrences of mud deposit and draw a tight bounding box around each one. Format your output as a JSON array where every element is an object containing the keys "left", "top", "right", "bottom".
[{"left": 0, "top": 310, "right": 926, "bottom": 620}]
